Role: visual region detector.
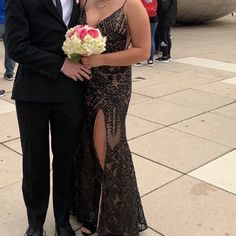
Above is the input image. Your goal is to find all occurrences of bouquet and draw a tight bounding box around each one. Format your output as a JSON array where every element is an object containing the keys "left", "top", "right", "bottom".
[{"left": 62, "top": 25, "right": 106, "bottom": 63}]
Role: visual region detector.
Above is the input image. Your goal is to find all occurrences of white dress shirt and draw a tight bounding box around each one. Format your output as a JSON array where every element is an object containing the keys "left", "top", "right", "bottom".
[{"left": 52, "top": 0, "right": 74, "bottom": 26}]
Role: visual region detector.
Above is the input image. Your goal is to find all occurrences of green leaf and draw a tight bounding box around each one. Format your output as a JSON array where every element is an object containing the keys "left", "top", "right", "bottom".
[{"left": 70, "top": 54, "right": 81, "bottom": 63}]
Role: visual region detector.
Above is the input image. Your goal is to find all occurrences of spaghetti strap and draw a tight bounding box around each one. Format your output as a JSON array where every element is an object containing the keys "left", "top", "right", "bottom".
[
  {"left": 83, "top": 0, "right": 88, "bottom": 8},
  {"left": 122, "top": 0, "right": 128, "bottom": 8}
]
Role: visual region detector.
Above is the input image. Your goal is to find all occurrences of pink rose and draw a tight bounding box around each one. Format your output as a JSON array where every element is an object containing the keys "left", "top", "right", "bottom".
[
  {"left": 67, "top": 29, "right": 76, "bottom": 38},
  {"left": 87, "top": 29, "right": 99, "bottom": 38},
  {"left": 76, "top": 28, "right": 88, "bottom": 40}
]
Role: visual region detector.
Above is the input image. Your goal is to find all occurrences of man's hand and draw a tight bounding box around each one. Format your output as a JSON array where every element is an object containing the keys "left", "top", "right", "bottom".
[{"left": 61, "top": 58, "right": 91, "bottom": 81}]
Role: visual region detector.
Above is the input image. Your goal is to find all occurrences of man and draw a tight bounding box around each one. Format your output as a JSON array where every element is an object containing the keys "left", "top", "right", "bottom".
[
  {"left": 157, "top": 0, "right": 177, "bottom": 62},
  {"left": 6, "top": 0, "right": 90, "bottom": 235},
  {"left": 0, "top": 0, "right": 15, "bottom": 81}
]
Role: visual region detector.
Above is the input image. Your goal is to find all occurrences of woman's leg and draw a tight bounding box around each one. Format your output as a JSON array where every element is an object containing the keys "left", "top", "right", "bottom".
[
  {"left": 93, "top": 109, "right": 106, "bottom": 170},
  {"left": 81, "top": 109, "right": 106, "bottom": 235}
]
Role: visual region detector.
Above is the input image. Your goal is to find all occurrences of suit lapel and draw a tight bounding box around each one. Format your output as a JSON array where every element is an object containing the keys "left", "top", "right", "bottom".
[{"left": 38, "top": 0, "right": 66, "bottom": 27}]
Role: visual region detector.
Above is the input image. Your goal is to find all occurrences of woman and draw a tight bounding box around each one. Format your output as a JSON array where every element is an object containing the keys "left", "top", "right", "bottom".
[
  {"left": 73, "top": 0, "right": 150, "bottom": 235},
  {"left": 135, "top": 0, "right": 158, "bottom": 67},
  {"left": 0, "top": 0, "right": 15, "bottom": 81}
]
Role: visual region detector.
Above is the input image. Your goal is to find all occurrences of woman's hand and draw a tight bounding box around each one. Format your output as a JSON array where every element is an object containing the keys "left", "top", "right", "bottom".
[{"left": 81, "top": 54, "right": 105, "bottom": 68}]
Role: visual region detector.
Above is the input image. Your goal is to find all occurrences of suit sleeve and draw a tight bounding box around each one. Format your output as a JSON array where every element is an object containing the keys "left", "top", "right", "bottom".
[{"left": 5, "top": 0, "right": 65, "bottom": 80}]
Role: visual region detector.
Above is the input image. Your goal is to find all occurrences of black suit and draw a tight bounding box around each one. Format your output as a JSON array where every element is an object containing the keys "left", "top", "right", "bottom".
[{"left": 6, "top": 0, "right": 83, "bottom": 229}]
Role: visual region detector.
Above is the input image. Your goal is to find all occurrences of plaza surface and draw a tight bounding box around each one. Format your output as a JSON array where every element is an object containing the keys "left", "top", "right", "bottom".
[{"left": 1, "top": 15, "right": 236, "bottom": 236}]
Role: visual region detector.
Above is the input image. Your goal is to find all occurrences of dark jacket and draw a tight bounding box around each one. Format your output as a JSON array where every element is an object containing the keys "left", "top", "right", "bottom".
[
  {"left": 6, "top": 0, "right": 83, "bottom": 102},
  {"left": 0, "top": 0, "right": 5, "bottom": 24},
  {"left": 158, "top": 0, "right": 177, "bottom": 27}
]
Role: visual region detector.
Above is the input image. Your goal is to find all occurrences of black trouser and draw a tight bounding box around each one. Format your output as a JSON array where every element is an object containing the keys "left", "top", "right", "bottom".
[
  {"left": 16, "top": 99, "right": 83, "bottom": 229},
  {"left": 154, "top": 28, "right": 160, "bottom": 52},
  {"left": 159, "top": 26, "right": 172, "bottom": 57}
]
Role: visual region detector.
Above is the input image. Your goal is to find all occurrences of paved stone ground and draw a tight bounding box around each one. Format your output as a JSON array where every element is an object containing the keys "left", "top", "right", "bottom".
[{"left": 0, "top": 15, "right": 236, "bottom": 236}]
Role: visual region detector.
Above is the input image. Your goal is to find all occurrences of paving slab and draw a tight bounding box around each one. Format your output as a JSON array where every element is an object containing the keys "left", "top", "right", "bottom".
[
  {"left": 133, "top": 82, "right": 186, "bottom": 98},
  {"left": 128, "top": 99, "right": 203, "bottom": 126},
  {"left": 172, "top": 113, "right": 236, "bottom": 148},
  {"left": 129, "top": 128, "right": 231, "bottom": 173},
  {"left": 133, "top": 154, "right": 182, "bottom": 196},
  {"left": 4, "top": 138, "right": 22, "bottom": 154},
  {"left": 0, "top": 144, "right": 21, "bottom": 188},
  {"left": 126, "top": 115, "right": 163, "bottom": 140},
  {"left": 152, "top": 71, "right": 226, "bottom": 88},
  {"left": 197, "top": 77, "right": 236, "bottom": 99},
  {"left": 203, "top": 51, "right": 236, "bottom": 64},
  {"left": 176, "top": 64, "right": 236, "bottom": 81},
  {"left": 211, "top": 102, "right": 236, "bottom": 120},
  {"left": 132, "top": 78, "right": 160, "bottom": 90},
  {"left": 1, "top": 92, "right": 14, "bottom": 104},
  {"left": 0, "top": 111, "right": 19, "bottom": 143},
  {"left": 0, "top": 77, "right": 14, "bottom": 92},
  {"left": 154, "top": 61, "right": 203, "bottom": 74},
  {"left": 132, "top": 65, "right": 163, "bottom": 80},
  {"left": 1, "top": 185, "right": 58, "bottom": 236},
  {"left": 0, "top": 98, "right": 15, "bottom": 114},
  {"left": 0, "top": 182, "right": 82, "bottom": 236},
  {"left": 190, "top": 149, "right": 236, "bottom": 195},
  {"left": 133, "top": 69, "right": 230, "bottom": 92},
  {"left": 142, "top": 176, "right": 236, "bottom": 236},
  {"left": 159, "top": 88, "right": 234, "bottom": 112},
  {"left": 175, "top": 57, "right": 236, "bottom": 73},
  {"left": 0, "top": 183, "right": 27, "bottom": 236},
  {"left": 129, "top": 93, "right": 150, "bottom": 106}
]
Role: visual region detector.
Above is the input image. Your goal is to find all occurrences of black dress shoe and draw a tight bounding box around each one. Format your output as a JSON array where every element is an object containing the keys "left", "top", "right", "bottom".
[
  {"left": 24, "top": 227, "right": 45, "bottom": 236},
  {"left": 55, "top": 225, "right": 75, "bottom": 236}
]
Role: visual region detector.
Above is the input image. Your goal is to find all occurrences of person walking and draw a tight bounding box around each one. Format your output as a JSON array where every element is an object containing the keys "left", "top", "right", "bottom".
[
  {"left": 6, "top": 0, "right": 91, "bottom": 235},
  {"left": 157, "top": 0, "right": 177, "bottom": 62},
  {"left": 0, "top": 0, "right": 15, "bottom": 81}
]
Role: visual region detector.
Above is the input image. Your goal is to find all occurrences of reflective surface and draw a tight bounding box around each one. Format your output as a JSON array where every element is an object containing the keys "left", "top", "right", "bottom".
[{"left": 177, "top": 0, "right": 236, "bottom": 23}]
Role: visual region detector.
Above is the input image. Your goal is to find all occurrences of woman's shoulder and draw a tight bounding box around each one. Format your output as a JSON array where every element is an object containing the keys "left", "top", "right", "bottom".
[{"left": 124, "top": 0, "right": 145, "bottom": 12}]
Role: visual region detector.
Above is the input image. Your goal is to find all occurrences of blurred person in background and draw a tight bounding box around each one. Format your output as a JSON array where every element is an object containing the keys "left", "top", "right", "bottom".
[
  {"left": 157, "top": 0, "right": 177, "bottom": 63},
  {"left": 135, "top": 0, "right": 158, "bottom": 67},
  {"left": 0, "top": 0, "right": 15, "bottom": 81}
]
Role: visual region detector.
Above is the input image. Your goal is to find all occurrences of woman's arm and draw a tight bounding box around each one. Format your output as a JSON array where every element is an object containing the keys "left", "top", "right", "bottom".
[{"left": 81, "top": 0, "right": 150, "bottom": 67}]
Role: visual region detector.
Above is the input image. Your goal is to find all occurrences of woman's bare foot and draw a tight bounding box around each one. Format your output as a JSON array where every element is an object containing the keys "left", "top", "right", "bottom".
[
  {"left": 81, "top": 226, "right": 92, "bottom": 235},
  {"left": 80, "top": 222, "right": 96, "bottom": 235}
]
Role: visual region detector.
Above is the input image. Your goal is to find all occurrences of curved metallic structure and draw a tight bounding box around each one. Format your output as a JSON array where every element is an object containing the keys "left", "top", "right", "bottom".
[{"left": 177, "top": 0, "right": 236, "bottom": 24}]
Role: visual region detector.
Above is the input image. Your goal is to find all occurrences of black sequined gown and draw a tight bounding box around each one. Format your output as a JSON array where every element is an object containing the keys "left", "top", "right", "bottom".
[{"left": 74, "top": 3, "right": 148, "bottom": 236}]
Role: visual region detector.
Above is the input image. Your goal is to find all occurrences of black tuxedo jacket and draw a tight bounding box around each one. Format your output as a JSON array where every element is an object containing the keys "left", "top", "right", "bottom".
[{"left": 6, "top": 0, "right": 83, "bottom": 102}]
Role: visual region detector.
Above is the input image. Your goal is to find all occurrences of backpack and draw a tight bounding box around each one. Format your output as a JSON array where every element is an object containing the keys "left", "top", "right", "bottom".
[{"left": 141, "top": 0, "right": 158, "bottom": 17}]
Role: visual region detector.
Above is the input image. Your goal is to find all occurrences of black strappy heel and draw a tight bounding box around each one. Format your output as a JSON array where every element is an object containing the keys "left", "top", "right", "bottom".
[{"left": 81, "top": 222, "right": 97, "bottom": 236}]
